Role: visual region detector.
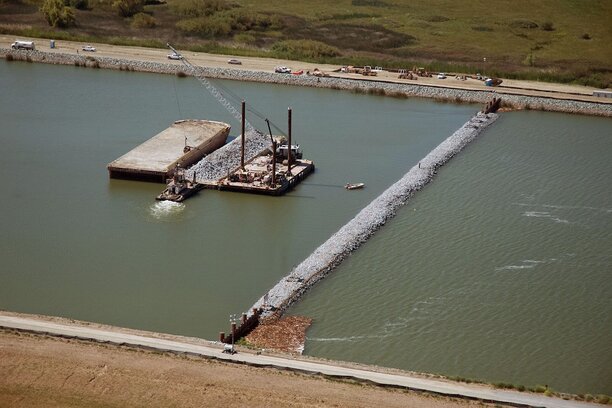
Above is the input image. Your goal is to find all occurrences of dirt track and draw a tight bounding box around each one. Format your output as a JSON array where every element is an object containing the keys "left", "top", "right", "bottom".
[{"left": 0, "top": 328, "right": 488, "bottom": 408}]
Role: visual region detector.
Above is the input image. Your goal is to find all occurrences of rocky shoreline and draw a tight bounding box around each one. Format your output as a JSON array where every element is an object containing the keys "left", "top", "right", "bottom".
[{"left": 2, "top": 47, "right": 611, "bottom": 117}]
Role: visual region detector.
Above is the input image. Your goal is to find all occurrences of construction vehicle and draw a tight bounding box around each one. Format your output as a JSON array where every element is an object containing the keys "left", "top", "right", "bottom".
[
  {"left": 413, "top": 66, "right": 432, "bottom": 77},
  {"left": 361, "top": 66, "right": 377, "bottom": 76},
  {"left": 398, "top": 69, "right": 417, "bottom": 80},
  {"left": 11, "top": 40, "right": 35, "bottom": 50},
  {"left": 484, "top": 77, "right": 503, "bottom": 86}
]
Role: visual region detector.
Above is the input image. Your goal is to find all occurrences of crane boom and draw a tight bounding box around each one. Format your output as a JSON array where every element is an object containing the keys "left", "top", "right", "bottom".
[{"left": 167, "top": 43, "right": 255, "bottom": 133}]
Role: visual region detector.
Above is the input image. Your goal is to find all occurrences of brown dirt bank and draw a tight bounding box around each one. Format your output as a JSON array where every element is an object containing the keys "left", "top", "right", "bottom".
[{"left": 0, "top": 327, "right": 492, "bottom": 408}]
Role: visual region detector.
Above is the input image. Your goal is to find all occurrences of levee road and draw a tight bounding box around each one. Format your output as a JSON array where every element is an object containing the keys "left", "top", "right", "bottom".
[
  {"left": 1, "top": 34, "right": 609, "bottom": 105},
  {"left": 0, "top": 313, "right": 602, "bottom": 408}
]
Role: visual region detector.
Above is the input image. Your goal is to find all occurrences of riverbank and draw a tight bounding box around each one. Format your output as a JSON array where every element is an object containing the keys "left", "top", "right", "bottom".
[{"left": 1, "top": 41, "right": 611, "bottom": 117}]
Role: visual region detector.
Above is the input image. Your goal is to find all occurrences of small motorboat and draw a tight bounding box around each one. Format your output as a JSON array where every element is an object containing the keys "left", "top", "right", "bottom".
[{"left": 345, "top": 183, "right": 365, "bottom": 190}]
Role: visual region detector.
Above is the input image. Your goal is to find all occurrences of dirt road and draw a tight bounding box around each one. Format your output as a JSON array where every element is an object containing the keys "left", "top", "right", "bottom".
[
  {"left": 0, "top": 313, "right": 600, "bottom": 408},
  {"left": 2, "top": 35, "right": 609, "bottom": 105}
]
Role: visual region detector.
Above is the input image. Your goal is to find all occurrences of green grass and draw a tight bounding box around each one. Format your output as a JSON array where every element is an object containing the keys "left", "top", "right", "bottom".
[{"left": 1, "top": 0, "right": 611, "bottom": 87}]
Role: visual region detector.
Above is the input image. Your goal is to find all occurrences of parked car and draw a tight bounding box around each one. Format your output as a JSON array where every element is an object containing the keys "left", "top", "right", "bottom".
[
  {"left": 274, "top": 66, "right": 291, "bottom": 74},
  {"left": 437, "top": 72, "right": 447, "bottom": 79},
  {"left": 227, "top": 58, "right": 242, "bottom": 65},
  {"left": 167, "top": 53, "right": 182, "bottom": 60},
  {"left": 82, "top": 45, "right": 96, "bottom": 52}
]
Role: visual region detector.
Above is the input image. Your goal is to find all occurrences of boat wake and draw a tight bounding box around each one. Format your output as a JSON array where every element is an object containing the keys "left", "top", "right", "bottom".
[
  {"left": 149, "top": 200, "right": 185, "bottom": 220},
  {"left": 522, "top": 211, "right": 569, "bottom": 224}
]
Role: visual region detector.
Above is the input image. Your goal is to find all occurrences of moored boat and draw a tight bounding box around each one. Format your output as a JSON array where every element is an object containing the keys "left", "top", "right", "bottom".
[{"left": 156, "top": 166, "right": 203, "bottom": 202}]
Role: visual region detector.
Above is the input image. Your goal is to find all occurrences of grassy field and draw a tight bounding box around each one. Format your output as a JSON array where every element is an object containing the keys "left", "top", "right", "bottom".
[{"left": 1, "top": 0, "right": 611, "bottom": 87}]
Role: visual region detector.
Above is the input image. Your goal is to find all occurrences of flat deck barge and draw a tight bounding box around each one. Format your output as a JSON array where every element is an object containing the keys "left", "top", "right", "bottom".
[{"left": 107, "top": 119, "right": 230, "bottom": 182}]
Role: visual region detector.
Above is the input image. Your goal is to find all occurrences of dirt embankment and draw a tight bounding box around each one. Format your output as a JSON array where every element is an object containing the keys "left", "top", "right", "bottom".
[{"left": 0, "top": 328, "right": 489, "bottom": 408}]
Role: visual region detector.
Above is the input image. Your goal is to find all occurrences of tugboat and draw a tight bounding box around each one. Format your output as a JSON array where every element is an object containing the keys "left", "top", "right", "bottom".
[{"left": 156, "top": 165, "right": 203, "bottom": 202}]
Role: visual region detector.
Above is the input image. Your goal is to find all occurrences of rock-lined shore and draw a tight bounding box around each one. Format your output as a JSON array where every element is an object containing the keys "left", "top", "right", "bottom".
[
  {"left": 252, "top": 112, "right": 499, "bottom": 318},
  {"left": 2, "top": 48, "right": 611, "bottom": 117}
]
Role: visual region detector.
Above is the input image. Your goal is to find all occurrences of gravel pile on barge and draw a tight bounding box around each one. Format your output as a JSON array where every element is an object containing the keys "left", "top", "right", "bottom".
[{"left": 185, "top": 129, "right": 271, "bottom": 183}]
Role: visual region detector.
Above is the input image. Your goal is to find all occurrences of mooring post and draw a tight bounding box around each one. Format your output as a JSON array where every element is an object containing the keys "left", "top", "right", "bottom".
[
  {"left": 271, "top": 140, "right": 277, "bottom": 188},
  {"left": 287, "top": 107, "right": 292, "bottom": 175},
  {"left": 241, "top": 100, "right": 246, "bottom": 170},
  {"left": 231, "top": 322, "right": 237, "bottom": 348}
]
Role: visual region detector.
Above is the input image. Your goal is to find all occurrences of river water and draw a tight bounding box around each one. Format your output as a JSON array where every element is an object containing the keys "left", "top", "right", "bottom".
[{"left": 1, "top": 60, "right": 610, "bottom": 395}]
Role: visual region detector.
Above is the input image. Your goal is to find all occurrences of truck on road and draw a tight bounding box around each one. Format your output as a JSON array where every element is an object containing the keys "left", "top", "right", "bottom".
[{"left": 11, "top": 40, "right": 35, "bottom": 50}]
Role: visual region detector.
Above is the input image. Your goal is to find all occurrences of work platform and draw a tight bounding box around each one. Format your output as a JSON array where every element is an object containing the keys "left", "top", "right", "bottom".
[
  {"left": 107, "top": 120, "right": 230, "bottom": 182},
  {"left": 208, "top": 153, "right": 314, "bottom": 196}
]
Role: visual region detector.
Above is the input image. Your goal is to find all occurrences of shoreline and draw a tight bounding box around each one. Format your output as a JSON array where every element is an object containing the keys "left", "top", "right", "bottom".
[{"left": 2, "top": 46, "right": 611, "bottom": 117}]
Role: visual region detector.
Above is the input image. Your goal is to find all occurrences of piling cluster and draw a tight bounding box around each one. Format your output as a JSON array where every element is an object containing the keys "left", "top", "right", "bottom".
[
  {"left": 252, "top": 112, "right": 499, "bottom": 318},
  {"left": 185, "top": 129, "right": 271, "bottom": 182},
  {"left": 2, "top": 48, "right": 611, "bottom": 117}
]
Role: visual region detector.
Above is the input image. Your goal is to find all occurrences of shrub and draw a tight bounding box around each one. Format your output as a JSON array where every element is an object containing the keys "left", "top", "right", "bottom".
[
  {"left": 581, "top": 33, "right": 591, "bottom": 40},
  {"left": 233, "top": 32, "right": 256, "bottom": 44},
  {"left": 272, "top": 39, "right": 340, "bottom": 59},
  {"left": 541, "top": 21, "right": 555, "bottom": 31},
  {"left": 596, "top": 395, "right": 610, "bottom": 404},
  {"left": 67, "top": 0, "right": 88, "bottom": 10},
  {"left": 171, "top": 0, "right": 231, "bottom": 18},
  {"left": 510, "top": 19, "right": 538, "bottom": 29},
  {"left": 40, "top": 0, "right": 76, "bottom": 27},
  {"left": 424, "top": 15, "right": 449, "bottom": 23},
  {"left": 533, "top": 385, "right": 547, "bottom": 393},
  {"left": 131, "top": 12, "right": 156, "bottom": 28},
  {"left": 351, "top": 0, "right": 387, "bottom": 6},
  {"left": 176, "top": 16, "right": 231, "bottom": 37},
  {"left": 523, "top": 52, "right": 536, "bottom": 67},
  {"left": 113, "top": 0, "right": 144, "bottom": 17}
]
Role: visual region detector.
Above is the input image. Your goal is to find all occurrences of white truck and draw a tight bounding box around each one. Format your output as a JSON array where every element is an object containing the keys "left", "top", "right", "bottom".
[{"left": 11, "top": 40, "right": 35, "bottom": 50}]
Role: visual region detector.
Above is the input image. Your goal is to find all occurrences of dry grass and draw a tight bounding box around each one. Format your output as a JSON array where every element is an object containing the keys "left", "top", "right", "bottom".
[
  {"left": 0, "top": 0, "right": 610, "bottom": 85},
  {"left": 0, "top": 329, "right": 488, "bottom": 408}
]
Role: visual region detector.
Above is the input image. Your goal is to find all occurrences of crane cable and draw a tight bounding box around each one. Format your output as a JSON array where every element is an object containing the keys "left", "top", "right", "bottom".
[{"left": 167, "top": 44, "right": 287, "bottom": 137}]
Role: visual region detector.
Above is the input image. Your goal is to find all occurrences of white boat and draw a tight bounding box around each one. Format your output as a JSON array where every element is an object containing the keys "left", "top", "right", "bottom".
[{"left": 345, "top": 183, "right": 365, "bottom": 190}]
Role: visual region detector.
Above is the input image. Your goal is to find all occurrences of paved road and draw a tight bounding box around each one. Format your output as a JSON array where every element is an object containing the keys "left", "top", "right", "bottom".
[{"left": 0, "top": 315, "right": 601, "bottom": 408}]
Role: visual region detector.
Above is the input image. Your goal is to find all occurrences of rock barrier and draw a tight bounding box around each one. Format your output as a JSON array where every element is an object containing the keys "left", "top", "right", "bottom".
[
  {"left": 2, "top": 48, "right": 611, "bottom": 117},
  {"left": 251, "top": 112, "right": 499, "bottom": 318}
]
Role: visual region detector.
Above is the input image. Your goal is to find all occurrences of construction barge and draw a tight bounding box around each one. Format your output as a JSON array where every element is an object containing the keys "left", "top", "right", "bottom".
[
  {"left": 212, "top": 144, "right": 314, "bottom": 196},
  {"left": 108, "top": 106, "right": 314, "bottom": 202},
  {"left": 107, "top": 119, "right": 230, "bottom": 183}
]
